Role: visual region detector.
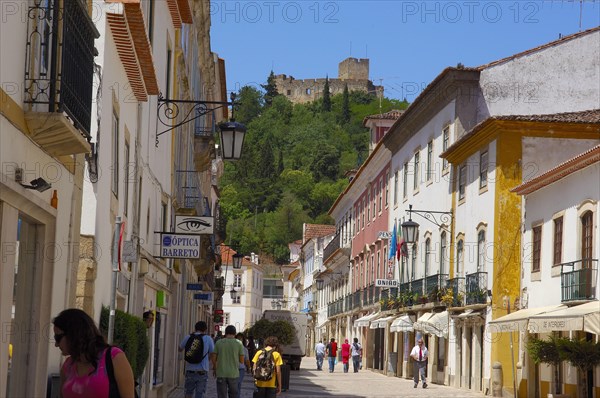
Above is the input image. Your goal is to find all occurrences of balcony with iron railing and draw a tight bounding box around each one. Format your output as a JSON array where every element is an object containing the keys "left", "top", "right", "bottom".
[
  {"left": 561, "top": 259, "right": 598, "bottom": 302},
  {"left": 465, "top": 272, "right": 488, "bottom": 305},
  {"left": 352, "top": 290, "right": 362, "bottom": 310},
  {"left": 446, "top": 277, "right": 465, "bottom": 307},
  {"left": 24, "top": 0, "right": 98, "bottom": 156},
  {"left": 425, "top": 274, "right": 449, "bottom": 301},
  {"left": 323, "top": 233, "right": 340, "bottom": 264}
]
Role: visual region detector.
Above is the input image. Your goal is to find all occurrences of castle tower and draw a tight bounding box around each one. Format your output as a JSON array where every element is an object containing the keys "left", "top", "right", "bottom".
[{"left": 338, "top": 57, "right": 370, "bottom": 80}]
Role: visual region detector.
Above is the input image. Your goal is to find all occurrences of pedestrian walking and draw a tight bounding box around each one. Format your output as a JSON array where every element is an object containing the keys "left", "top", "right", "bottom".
[
  {"left": 410, "top": 338, "right": 428, "bottom": 388},
  {"left": 235, "top": 333, "right": 251, "bottom": 398},
  {"left": 351, "top": 338, "right": 362, "bottom": 373},
  {"left": 178, "top": 321, "right": 215, "bottom": 398},
  {"left": 53, "top": 308, "right": 136, "bottom": 398},
  {"left": 341, "top": 339, "right": 351, "bottom": 373},
  {"left": 211, "top": 325, "right": 245, "bottom": 398},
  {"left": 246, "top": 335, "right": 257, "bottom": 372},
  {"left": 314, "top": 340, "right": 326, "bottom": 371},
  {"left": 325, "top": 338, "right": 338, "bottom": 373},
  {"left": 252, "top": 336, "right": 283, "bottom": 398}
]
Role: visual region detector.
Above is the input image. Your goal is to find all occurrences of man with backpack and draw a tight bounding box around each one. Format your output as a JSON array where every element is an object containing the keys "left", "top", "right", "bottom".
[
  {"left": 252, "top": 336, "right": 283, "bottom": 398},
  {"left": 178, "top": 321, "right": 214, "bottom": 398},
  {"left": 351, "top": 338, "right": 362, "bottom": 373}
]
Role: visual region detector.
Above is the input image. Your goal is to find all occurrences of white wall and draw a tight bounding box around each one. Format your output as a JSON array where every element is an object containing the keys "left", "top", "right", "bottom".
[{"left": 479, "top": 30, "right": 600, "bottom": 119}]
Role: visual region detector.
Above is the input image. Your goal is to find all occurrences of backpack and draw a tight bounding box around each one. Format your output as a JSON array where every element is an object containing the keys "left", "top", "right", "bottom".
[
  {"left": 184, "top": 334, "right": 206, "bottom": 364},
  {"left": 253, "top": 349, "right": 275, "bottom": 381}
]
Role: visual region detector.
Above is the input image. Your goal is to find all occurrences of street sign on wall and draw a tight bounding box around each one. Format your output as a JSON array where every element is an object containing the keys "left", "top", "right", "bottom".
[
  {"left": 175, "top": 216, "right": 214, "bottom": 234},
  {"left": 187, "top": 283, "right": 203, "bottom": 291},
  {"left": 159, "top": 233, "right": 200, "bottom": 258},
  {"left": 375, "top": 279, "right": 398, "bottom": 288},
  {"left": 193, "top": 291, "right": 214, "bottom": 305}
]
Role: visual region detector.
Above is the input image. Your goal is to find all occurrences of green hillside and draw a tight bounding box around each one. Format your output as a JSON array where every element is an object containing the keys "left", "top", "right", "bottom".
[{"left": 219, "top": 78, "right": 408, "bottom": 264}]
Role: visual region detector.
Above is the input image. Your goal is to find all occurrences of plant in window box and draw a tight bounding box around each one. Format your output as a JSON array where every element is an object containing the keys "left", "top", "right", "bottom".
[
  {"left": 455, "top": 292, "right": 464, "bottom": 307},
  {"left": 379, "top": 297, "right": 391, "bottom": 311},
  {"left": 440, "top": 288, "right": 454, "bottom": 307}
]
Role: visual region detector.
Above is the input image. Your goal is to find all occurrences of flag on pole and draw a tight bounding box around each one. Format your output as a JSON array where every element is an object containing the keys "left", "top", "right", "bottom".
[
  {"left": 398, "top": 221, "right": 408, "bottom": 259},
  {"left": 388, "top": 221, "right": 397, "bottom": 260}
]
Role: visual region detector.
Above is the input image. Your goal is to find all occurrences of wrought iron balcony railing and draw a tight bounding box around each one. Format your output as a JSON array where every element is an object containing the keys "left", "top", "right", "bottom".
[
  {"left": 561, "top": 259, "right": 598, "bottom": 302},
  {"left": 24, "top": 0, "right": 98, "bottom": 138},
  {"left": 425, "top": 274, "right": 449, "bottom": 301},
  {"left": 352, "top": 290, "right": 362, "bottom": 310},
  {"left": 323, "top": 233, "right": 340, "bottom": 264},
  {"left": 446, "top": 277, "right": 465, "bottom": 307},
  {"left": 465, "top": 272, "right": 488, "bottom": 305}
]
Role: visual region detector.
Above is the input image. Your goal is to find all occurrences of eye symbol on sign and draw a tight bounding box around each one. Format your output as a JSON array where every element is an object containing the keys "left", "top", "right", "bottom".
[{"left": 177, "top": 218, "right": 211, "bottom": 232}]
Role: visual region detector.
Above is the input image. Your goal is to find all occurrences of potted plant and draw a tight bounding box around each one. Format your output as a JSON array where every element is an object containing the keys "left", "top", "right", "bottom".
[
  {"left": 526, "top": 335, "right": 567, "bottom": 397},
  {"left": 455, "top": 292, "right": 464, "bottom": 306},
  {"left": 440, "top": 288, "right": 454, "bottom": 307},
  {"left": 558, "top": 337, "right": 600, "bottom": 398}
]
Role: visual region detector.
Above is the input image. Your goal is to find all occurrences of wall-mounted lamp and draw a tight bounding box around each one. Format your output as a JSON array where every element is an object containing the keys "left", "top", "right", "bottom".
[
  {"left": 401, "top": 204, "right": 453, "bottom": 244},
  {"left": 230, "top": 287, "right": 239, "bottom": 300},
  {"left": 271, "top": 298, "right": 288, "bottom": 310},
  {"left": 15, "top": 169, "right": 51, "bottom": 192},
  {"left": 232, "top": 253, "right": 243, "bottom": 269}
]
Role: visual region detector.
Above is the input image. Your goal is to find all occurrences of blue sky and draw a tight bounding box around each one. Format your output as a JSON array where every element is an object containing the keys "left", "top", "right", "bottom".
[{"left": 211, "top": 1, "right": 600, "bottom": 101}]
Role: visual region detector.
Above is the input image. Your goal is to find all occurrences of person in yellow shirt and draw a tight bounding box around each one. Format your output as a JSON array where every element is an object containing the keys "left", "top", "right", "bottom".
[{"left": 252, "top": 336, "right": 283, "bottom": 397}]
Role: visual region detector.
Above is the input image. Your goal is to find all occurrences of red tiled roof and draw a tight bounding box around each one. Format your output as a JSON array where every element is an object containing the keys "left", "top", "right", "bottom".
[
  {"left": 441, "top": 109, "right": 600, "bottom": 158},
  {"left": 363, "top": 109, "right": 404, "bottom": 125},
  {"left": 512, "top": 145, "right": 600, "bottom": 195},
  {"left": 220, "top": 245, "right": 253, "bottom": 266},
  {"left": 303, "top": 224, "right": 336, "bottom": 243},
  {"left": 478, "top": 26, "right": 600, "bottom": 70}
]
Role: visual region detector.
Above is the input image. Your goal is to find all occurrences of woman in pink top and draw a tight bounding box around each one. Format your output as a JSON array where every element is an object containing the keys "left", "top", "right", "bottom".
[
  {"left": 53, "top": 308, "right": 135, "bottom": 398},
  {"left": 341, "top": 339, "right": 351, "bottom": 373}
]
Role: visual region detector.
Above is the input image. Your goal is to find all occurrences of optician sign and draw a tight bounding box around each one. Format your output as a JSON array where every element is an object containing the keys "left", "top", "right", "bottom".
[
  {"left": 159, "top": 233, "right": 200, "bottom": 258},
  {"left": 175, "top": 216, "right": 214, "bottom": 234}
]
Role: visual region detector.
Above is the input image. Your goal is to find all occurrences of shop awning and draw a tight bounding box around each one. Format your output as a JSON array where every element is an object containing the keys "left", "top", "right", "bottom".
[
  {"left": 527, "top": 301, "right": 600, "bottom": 334},
  {"left": 318, "top": 320, "right": 330, "bottom": 330},
  {"left": 371, "top": 316, "right": 396, "bottom": 329},
  {"left": 421, "top": 311, "right": 449, "bottom": 338},
  {"left": 456, "top": 309, "right": 485, "bottom": 319},
  {"left": 369, "top": 314, "right": 384, "bottom": 329},
  {"left": 354, "top": 312, "right": 379, "bottom": 328},
  {"left": 390, "top": 315, "right": 414, "bottom": 333},
  {"left": 488, "top": 304, "right": 566, "bottom": 333}
]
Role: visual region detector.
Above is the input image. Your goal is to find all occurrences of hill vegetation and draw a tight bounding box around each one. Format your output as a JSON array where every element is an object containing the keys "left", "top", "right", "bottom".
[{"left": 219, "top": 77, "right": 408, "bottom": 263}]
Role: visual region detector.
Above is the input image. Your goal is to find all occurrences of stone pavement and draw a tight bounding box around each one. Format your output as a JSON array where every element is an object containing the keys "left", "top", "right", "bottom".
[{"left": 167, "top": 368, "right": 484, "bottom": 398}]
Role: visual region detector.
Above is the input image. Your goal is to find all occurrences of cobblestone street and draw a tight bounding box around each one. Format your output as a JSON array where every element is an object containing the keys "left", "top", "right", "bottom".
[{"left": 167, "top": 368, "right": 484, "bottom": 398}]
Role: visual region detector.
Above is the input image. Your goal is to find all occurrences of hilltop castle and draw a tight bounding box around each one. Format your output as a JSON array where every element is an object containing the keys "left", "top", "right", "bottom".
[{"left": 274, "top": 58, "right": 383, "bottom": 104}]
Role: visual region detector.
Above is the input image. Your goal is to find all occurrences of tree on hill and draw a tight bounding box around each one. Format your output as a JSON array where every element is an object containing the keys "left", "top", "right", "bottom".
[
  {"left": 341, "top": 84, "right": 350, "bottom": 124},
  {"left": 234, "top": 86, "right": 263, "bottom": 125},
  {"left": 322, "top": 76, "right": 331, "bottom": 112},
  {"left": 262, "top": 71, "right": 279, "bottom": 107}
]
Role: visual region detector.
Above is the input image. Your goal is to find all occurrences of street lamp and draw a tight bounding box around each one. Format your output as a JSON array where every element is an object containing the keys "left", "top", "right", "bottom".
[
  {"left": 271, "top": 299, "right": 287, "bottom": 310},
  {"left": 218, "top": 120, "right": 246, "bottom": 160},
  {"left": 232, "top": 253, "right": 243, "bottom": 269},
  {"left": 401, "top": 204, "right": 453, "bottom": 244},
  {"left": 230, "top": 287, "right": 239, "bottom": 300},
  {"left": 315, "top": 278, "right": 325, "bottom": 290}
]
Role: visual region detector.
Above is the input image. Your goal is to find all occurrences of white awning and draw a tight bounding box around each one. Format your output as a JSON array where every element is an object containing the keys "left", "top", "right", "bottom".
[
  {"left": 369, "top": 314, "right": 384, "bottom": 329},
  {"left": 390, "top": 315, "right": 414, "bottom": 333},
  {"left": 456, "top": 309, "right": 484, "bottom": 319},
  {"left": 318, "top": 320, "right": 330, "bottom": 330},
  {"left": 354, "top": 312, "right": 379, "bottom": 328},
  {"left": 488, "top": 304, "right": 566, "bottom": 333},
  {"left": 372, "top": 316, "right": 395, "bottom": 329},
  {"left": 528, "top": 301, "right": 600, "bottom": 334},
  {"left": 422, "top": 311, "right": 449, "bottom": 338},
  {"left": 413, "top": 313, "right": 433, "bottom": 332}
]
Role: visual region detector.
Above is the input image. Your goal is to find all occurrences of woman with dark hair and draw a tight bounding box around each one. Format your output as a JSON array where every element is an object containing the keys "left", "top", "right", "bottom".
[
  {"left": 246, "top": 335, "right": 257, "bottom": 372},
  {"left": 53, "top": 308, "right": 135, "bottom": 398}
]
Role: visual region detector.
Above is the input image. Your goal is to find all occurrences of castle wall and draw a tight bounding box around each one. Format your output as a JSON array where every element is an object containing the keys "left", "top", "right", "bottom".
[
  {"left": 338, "top": 57, "right": 370, "bottom": 80},
  {"left": 274, "top": 75, "right": 382, "bottom": 104}
]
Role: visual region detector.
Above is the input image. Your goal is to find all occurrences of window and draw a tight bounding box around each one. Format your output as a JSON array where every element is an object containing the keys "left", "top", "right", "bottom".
[
  {"left": 379, "top": 179, "right": 383, "bottom": 212},
  {"left": 233, "top": 295, "right": 240, "bottom": 304},
  {"left": 385, "top": 172, "right": 389, "bottom": 206},
  {"left": 306, "top": 88, "right": 311, "bottom": 95},
  {"left": 372, "top": 186, "right": 376, "bottom": 218},
  {"left": 287, "top": 90, "right": 291, "bottom": 96},
  {"left": 532, "top": 226, "right": 542, "bottom": 272},
  {"left": 553, "top": 217, "right": 563, "bottom": 266},
  {"left": 458, "top": 165, "right": 467, "bottom": 201},
  {"left": 456, "top": 239, "right": 464, "bottom": 276},
  {"left": 394, "top": 171, "right": 399, "bottom": 205},
  {"left": 162, "top": 202, "right": 168, "bottom": 231},
  {"left": 442, "top": 127, "right": 449, "bottom": 170},
  {"left": 361, "top": 199, "right": 365, "bottom": 229},
  {"left": 427, "top": 141, "right": 433, "bottom": 181},
  {"left": 234, "top": 274, "right": 242, "bottom": 288},
  {"left": 142, "top": 0, "right": 155, "bottom": 45},
  {"left": 403, "top": 162, "right": 408, "bottom": 199},
  {"left": 477, "top": 230, "right": 486, "bottom": 271},
  {"left": 424, "top": 238, "right": 431, "bottom": 276},
  {"left": 166, "top": 47, "right": 172, "bottom": 99},
  {"left": 124, "top": 143, "right": 130, "bottom": 216},
  {"left": 411, "top": 246, "right": 417, "bottom": 280},
  {"left": 152, "top": 312, "right": 166, "bottom": 385},
  {"left": 440, "top": 232, "right": 447, "bottom": 275},
  {"left": 112, "top": 111, "right": 119, "bottom": 197},
  {"left": 581, "top": 211, "right": 593, "bottom": 267},
  {"left": 480, "top": 151, "right": 488, "bottom": 189},
  {"left": 413, "top": 151, "right": 420, "bottom": 191},
  {"left": 224, "top": 313, "right": 230, "bottom": 325},
  {"left": 367, "top": 192, "right": 370, "bottom": 221}
]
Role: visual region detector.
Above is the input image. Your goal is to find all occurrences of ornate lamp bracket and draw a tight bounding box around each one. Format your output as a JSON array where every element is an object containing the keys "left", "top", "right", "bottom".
[
  {"left": 406, "top": 204, "right": 453, "bottom": 232},
  {"left": 155, "top": 92, "right": 237, "bottom": 147}
]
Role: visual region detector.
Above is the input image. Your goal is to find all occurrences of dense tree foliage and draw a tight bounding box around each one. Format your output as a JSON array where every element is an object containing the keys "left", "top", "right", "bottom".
[{"left": 220, "top": 77, "right": 408, "bottom": 263}]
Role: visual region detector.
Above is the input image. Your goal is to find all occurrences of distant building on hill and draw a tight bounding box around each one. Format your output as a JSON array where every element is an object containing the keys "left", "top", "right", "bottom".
[{"left": 274, "top": 57, "right": 383, "bottom": 104}]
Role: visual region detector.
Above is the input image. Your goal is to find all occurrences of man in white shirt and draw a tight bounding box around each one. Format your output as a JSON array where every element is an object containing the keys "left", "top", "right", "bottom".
[
  {"left": 314, "top": 340, "right": 326, "bottom": 370},
  {"left": 350, "top": 338, "right": 362, "bottom": 373},
  {"left": 410, "top": 338, "right": 428, "bottom": 388}
]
